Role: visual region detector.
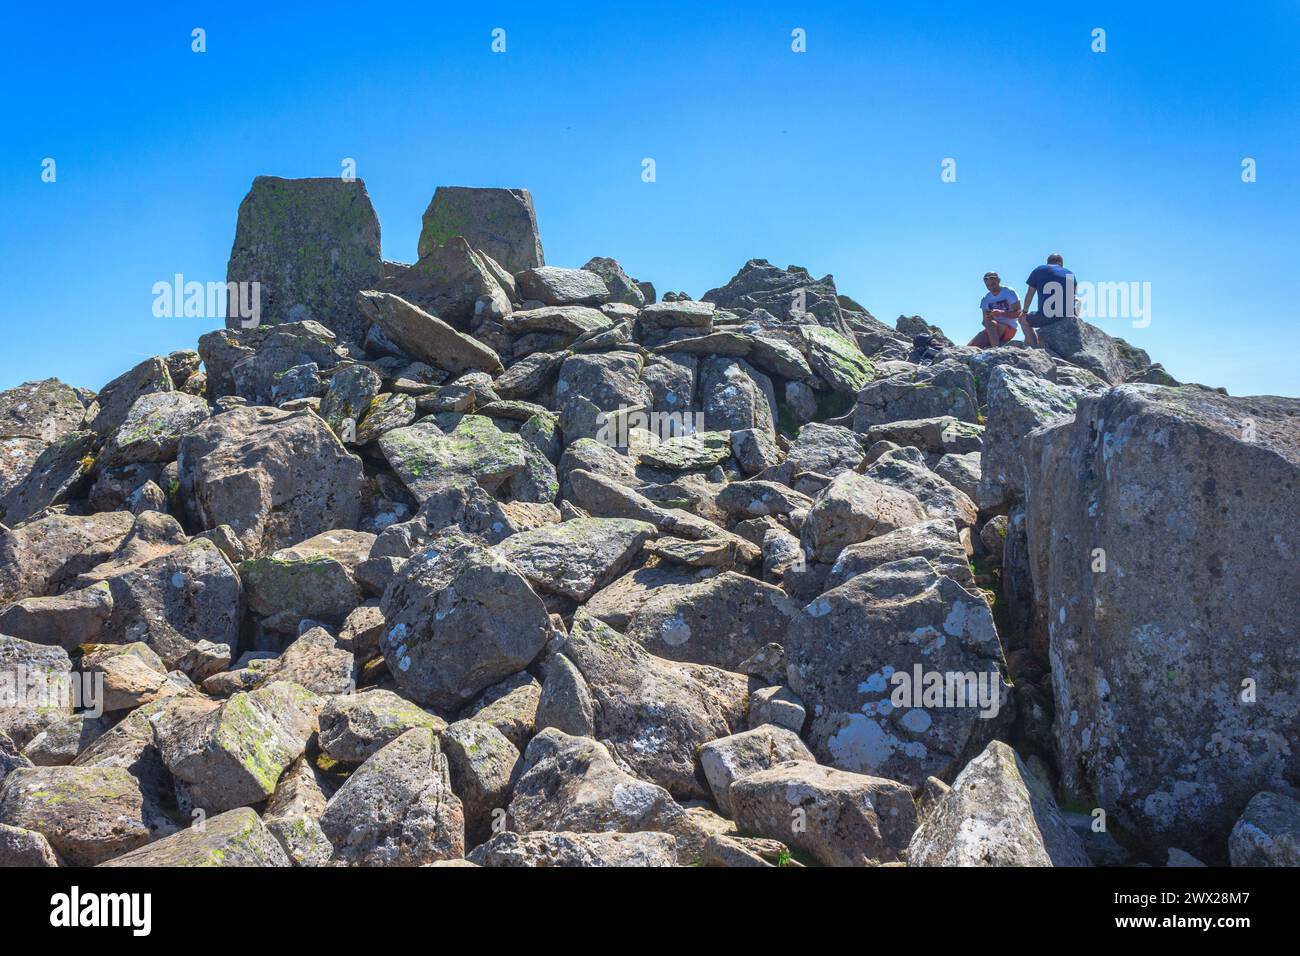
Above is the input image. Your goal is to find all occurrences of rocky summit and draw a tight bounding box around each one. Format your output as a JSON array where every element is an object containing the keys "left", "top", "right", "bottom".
[{"left": 0, "top": 177, "right": 1295, "bottom": 869}]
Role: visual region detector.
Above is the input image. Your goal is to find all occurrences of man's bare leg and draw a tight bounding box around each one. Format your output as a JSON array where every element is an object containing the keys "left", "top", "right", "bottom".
[{"left": 1019, "top": 317, "right": 1040, "bottom": 348}]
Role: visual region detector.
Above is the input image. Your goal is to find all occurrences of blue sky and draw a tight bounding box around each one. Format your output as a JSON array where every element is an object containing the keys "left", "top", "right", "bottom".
[{"left": 3, "top": 1, "right": 1297, "bottom": 396}]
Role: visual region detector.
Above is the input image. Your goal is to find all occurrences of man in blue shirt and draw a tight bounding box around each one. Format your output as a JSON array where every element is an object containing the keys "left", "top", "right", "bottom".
[{"left": 1019, "top": 253, "right": 1076, "bottom": 347}]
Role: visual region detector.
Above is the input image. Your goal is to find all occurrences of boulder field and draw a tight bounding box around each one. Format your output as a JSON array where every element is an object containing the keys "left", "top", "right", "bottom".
[{"left": 0, "top": 178, "right": 1295, "bottom": 868}]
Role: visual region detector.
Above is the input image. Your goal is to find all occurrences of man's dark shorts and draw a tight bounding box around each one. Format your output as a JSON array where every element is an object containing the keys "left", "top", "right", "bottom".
[{"left": 1025, "top": 311, "right": 1071, "bottom": 329}]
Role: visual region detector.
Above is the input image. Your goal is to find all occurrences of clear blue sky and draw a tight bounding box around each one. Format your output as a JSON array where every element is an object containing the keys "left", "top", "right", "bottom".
[{"left": 3, "top": 1, "right": 1297, "bottom": 396}]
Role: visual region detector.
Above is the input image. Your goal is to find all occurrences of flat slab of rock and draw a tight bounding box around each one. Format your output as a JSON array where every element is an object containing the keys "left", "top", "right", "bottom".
[
  {"left": 492, "top": 517, "right": 657, "bottom": 602},
  {"left": 516, "top": 266, "right": 609, "bottom": 306},
  {"left": 357, "top": 290, "right": 503, "bottom": 375}
]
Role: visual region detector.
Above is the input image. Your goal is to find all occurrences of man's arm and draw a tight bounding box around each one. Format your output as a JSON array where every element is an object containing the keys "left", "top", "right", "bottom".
[{"left": 1021, "top": 286, "right": 1036, "bottom": 314}]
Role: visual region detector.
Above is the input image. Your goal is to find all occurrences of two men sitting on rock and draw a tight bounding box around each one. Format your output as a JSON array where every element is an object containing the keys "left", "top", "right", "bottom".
[{"left": 969, "top": 253, "right": 1077, "bottom": 350}]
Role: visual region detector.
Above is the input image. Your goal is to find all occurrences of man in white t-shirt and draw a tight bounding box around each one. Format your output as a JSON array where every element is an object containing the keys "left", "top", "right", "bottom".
[{"left": 968, "top": 271, "right": 1021, "bottom": 349}]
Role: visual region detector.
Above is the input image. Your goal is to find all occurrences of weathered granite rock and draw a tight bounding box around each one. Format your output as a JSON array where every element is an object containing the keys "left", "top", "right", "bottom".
[
  {"left": 0, "top": 764, "right": 175, "bottom": 866},
  {"left": 441, "top": 718, "right": 519, "bottom": 846},
  {"left": 157, "top": 681, "right": 322, "bottom": 814},
  {"left": 788, "top": 559, "right": 1009, "bottom": 786},
  {"left": 1229, "top": 791, "right": 1300, "bottom": 867},
  {"left": 853, "top": 360, "right": 978, "bottom": 432},
  {"left": 100, "top": 807, "right": 290, "bottom": 867},
  {"left": 178, "top": 404, "right": 364, "bottom": 556},
  {"left": 379, "top": 537, "right": 550, "bottom": 709},
  {"left": 825, "top": 518, "right": 975, "bottom": 590},
  {"left": 978, "top": 364, "right": 1081, "bottom": 509},
  {"left": 318, "top": 689, "right": 444, "bottom": 764},
  {"left": 226, "top": 176, "right": 383, "bottom": 345},
  {"left": 492, "top": 517, "right": 657, "bottom": 602},
  {"left": 508, "top": 729, "right": 698, "bottom": 850},
  {"left": 907, "top": 741, "right": 1090, "bottom": 866},
  {"left": 730, "top": 761, "right": 917, "bottom": 867},
  {"left": 699, "top": 725, "right": 815, "bottom": 816},
  {"left": 1025, "top": 385, "right": 1300, "bottom": 861},
  {"left": 560, "top": 614, "right": 748, "bottom": 799},
  {"left": 801, "top": 471, "right": 928, "bottom": 562},
  {"left": 623, "top": 571, "right": 801, "bottom": 670},
  {"left": 417, "top": 186, "right": 544, "bottom": 275},
  {"left": 318, "top": 726, "right": 465, "bottom": 865}
]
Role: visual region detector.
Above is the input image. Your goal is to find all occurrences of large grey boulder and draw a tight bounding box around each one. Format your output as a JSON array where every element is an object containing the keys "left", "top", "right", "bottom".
[
  {"left": 0, "top": 636, "right": 73, "bottom": 750},
  {"left": 379, "top": 537, "right": 550, "bottom": 709},
  {"left": 178, "top": 404, "right": 364, "bottom": 556},
  {"left": 318, "top": 689, "right": 444, "bottom": 765},
  {"left": 699, "top": 725, "right": 815, "bottom": 816},
  {"left": 825, "top": 518, "right": 975, "bottom": 590},
  {"left": 83, "top": 528, "right": 241, "bottom": 674},
  {"left": 0, "top": 764, "right": 175, "bottom": 866},
  {"left": 1025, "top": 385, "right": 1300, "bottom": 861},
  {"left": 866, "top": 446, "right": 978, "bottom": 530},
  {"left": 0, "top": 378, "right": 86, "bottom": 445},
  {"left": 1229, "top": 791, "right": 1300, "bottom": 867},
  {"left": 516, "top": 266, "right": 610, "bottom": 306},
  {"left": 853, "top": 360, "right": 978, "bottom": 432},
  {"left": 417, "top": 186, "right": 544, "bottom": 275},
  {"left": 100, "top": 391, "right": 211, "bottom": 468},
  {"left": 441, "top": 719, "right": 519, "bottom": 846},
  {"left": 226, "top": 176, "right": 383, "bottom": 345},
  {"left": 623, "top": 571, "right": 802, "bottom": 670},
  {"left": 561, "top": 614, "right": 749, "bottom": 799},
  {"left": 1037, "top": 315, "right": 1151, "bottom": 384},
  {"left": 156, "top": 681, "right": 322, "bottom": 813},
  {"left": 730, "top": 761, "right": 917, "bottom": 867},
  {"left": 907, "top": 741, "right": 1090, "bottom": 866},
  {"left": 978, "top": 364, "right": 1082, "bottom": 509},
  {"left": 507, "top": 729, "right": 699, "bottom": 851},
  {"left": 801, "top": 471, "right": 928, "bottom": 562},
  {"left": 0, "top": 429, "right": 96, "bottom": 524},
  {"left": 318, "top": 726, "right": 465, "bottom": 865},
  {"left": 787, "top": 559, "right": 1009, "bottom": 786}
]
